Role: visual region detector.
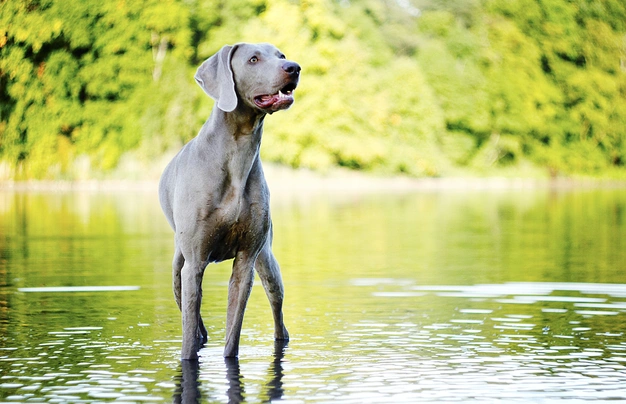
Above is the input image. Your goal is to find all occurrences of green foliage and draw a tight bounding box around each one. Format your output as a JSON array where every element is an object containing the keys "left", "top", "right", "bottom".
[
  {"left": 481, "top": 0, "right": 626, "bottom": 174},
  {"left": 0, "top": 0, "right": 625, "bottom": 179},
  {"left": 0, "top": 0, "right": 193, "bottom": 178}
]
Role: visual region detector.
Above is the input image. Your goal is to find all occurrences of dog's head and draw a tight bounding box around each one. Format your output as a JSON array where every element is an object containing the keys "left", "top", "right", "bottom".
[{"left": 195, "top": 43, "right": 300, "bottom": 114}]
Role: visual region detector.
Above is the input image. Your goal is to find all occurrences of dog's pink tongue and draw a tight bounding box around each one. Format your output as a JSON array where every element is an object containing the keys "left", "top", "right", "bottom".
[
  {"left": 255, "top": 92, "right": 294, "bottom": 111},
  {"left": 259, "top": 94, "right": 278, "bottom": 108},
  {"left": 255, "top": 94, "right": 279, "bottom": 108}
]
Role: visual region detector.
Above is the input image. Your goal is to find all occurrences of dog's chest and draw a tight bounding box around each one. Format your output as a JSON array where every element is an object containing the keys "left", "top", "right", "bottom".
[{"left": 206, "top": 192, "right": 270, "bottom": 263}]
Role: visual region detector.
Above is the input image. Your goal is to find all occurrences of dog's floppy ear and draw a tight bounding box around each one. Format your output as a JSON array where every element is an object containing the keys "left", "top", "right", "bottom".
[{"left": 195, "top": 44, "right": 238, "bottom": 112}]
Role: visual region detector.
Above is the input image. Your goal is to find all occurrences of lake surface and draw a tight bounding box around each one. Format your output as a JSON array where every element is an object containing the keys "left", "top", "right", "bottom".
[{"left": 0, "top": 182, "right": 625, "bottom": 402}]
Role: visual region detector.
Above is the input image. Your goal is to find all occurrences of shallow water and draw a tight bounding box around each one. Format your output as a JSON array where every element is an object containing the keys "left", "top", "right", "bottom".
[{"left": 0, "top": 185, "right": 625, "bottom": 402}]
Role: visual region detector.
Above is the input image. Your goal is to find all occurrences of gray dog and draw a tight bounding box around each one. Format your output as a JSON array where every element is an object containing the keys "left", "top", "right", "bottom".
[{"left": 159, "top": 43, "right": 300, "bottom": 360}]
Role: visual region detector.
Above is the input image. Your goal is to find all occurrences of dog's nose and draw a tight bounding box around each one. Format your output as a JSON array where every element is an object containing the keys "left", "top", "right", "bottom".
[{"left": 282, "top": 62, "right": 301, "bottom": 76}]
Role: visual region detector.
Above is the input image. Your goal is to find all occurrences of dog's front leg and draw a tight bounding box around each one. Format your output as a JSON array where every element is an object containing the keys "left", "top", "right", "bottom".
[
  {"left": 224, "top": 252, "right": 255, "bottom": 358},
  {"left": 181, "top": 261, "right": 205, "bottom": 360}
]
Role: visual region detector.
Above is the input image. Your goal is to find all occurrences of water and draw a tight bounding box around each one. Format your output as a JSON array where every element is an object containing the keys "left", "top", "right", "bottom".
[{"left": 0, "top": 183, "right": 625, "bottom": 402}]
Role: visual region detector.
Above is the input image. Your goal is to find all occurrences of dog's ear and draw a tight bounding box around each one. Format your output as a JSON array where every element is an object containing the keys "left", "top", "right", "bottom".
[{"left": 195, "top": 44, "right": 238, "bottom": 112}]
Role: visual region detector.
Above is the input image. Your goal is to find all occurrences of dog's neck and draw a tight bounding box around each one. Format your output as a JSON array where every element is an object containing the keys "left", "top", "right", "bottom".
[
  {"left": 207, "top": 104, "right": 265, "bottom": 141},
  {"left": 200, "top": 104, "right": 267, "bottom": 191},
  {"left": 226, "top": 104, "right": 266, "bottom": 138}
]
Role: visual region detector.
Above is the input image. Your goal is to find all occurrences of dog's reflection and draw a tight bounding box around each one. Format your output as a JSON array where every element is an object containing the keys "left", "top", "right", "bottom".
[
  {"left": 173, "top": 359, "right": 201, "bottom": 404},
  {"left": 265, "top": 340, "right": 288, "bottom": 400},
  {"left": 224, "top": 357, "right": 244, "bottom": 403},
  {"left": 173, "top": 340, "right": 289, "bottom": 404}
]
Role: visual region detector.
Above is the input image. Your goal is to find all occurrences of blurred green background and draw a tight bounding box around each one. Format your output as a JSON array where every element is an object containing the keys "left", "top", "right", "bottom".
[{"left": 1, "top": 0, "right": 625, "bottom": 180}]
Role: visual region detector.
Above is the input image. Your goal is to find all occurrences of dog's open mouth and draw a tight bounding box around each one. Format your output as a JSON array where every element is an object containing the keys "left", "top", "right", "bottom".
[{"left": 254, "top": 82, "right": 297, "bottom": 112}]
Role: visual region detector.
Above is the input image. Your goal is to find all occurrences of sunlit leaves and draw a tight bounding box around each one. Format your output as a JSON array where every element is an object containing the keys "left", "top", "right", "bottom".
[{"left": 0, "top": 0, "right": 625, "bottom": 178}]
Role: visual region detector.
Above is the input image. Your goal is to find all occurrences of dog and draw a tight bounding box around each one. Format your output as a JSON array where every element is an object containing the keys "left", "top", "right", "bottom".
[{"left": 159, "top": 43, "right": 300, "bottom": 360}]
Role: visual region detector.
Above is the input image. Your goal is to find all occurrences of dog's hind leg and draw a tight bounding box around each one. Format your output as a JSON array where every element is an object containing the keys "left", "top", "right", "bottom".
[
  {"left": 256, "top": 243, "right": 289, "bottom": 341},
  {"left": 172, "top": 245, "right": 184, "bottom": 311}
]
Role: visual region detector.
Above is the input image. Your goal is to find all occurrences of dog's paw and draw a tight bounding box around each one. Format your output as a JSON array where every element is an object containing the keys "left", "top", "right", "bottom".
[
  {"left": 275, "top": 326, "right": 289, "bottom": 341},
  {"left": 180, "top": 348, "right": 199, "bottom": 361}
]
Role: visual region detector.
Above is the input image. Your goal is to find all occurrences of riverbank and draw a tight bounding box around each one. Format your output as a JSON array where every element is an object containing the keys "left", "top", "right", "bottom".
[{"left": 1, "top": 164, "right": 625, "bottom": 194}]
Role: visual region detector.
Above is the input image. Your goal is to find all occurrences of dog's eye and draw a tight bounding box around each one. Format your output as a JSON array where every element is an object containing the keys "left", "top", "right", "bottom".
[
  {"left": 279, "top": 54, "right": 286, "bottom": 59},
  {"left": 249, "top": 56, "right": 259, "bottom": 64}
]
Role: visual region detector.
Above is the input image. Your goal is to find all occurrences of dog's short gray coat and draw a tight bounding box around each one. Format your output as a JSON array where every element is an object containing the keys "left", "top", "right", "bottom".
[{"left": 158, "top": 43, "right": 300, "bottom": 360}]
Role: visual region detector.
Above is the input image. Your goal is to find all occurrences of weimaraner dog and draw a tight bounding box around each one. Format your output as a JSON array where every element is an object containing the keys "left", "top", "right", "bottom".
[{"left": 159, "top": 43, "right": 300, "bottom": 360}]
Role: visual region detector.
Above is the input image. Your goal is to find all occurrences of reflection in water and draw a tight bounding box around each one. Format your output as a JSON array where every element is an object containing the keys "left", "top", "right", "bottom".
[
  {"left": 174, "top": 360, "right": 201, "bottom": 404},
  {"left": 225, "top": 357, "right": 244, "bottom": 403},
  {"left": 1, "top": 187, "right": 625, "bottom": 402},
  {"left": 173, "top": 341, "right": 288, "bottom": 404},
  {"left": 266, "top": 340, "right": 288, "bottom": 401}
]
